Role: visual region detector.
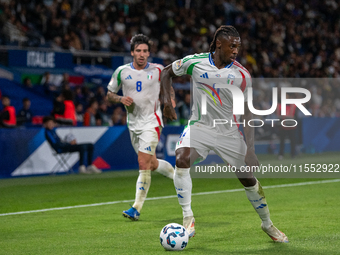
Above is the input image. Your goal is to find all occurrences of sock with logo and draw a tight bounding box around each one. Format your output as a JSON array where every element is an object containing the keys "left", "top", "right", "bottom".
[
  {"left": 174, "top": 166, "right": 193, "bottom": 218},
  {"left": 132, "top": 170, "right": 151, "bottom": 212},
  {"left": 244, "top": 178, "right": 272, "bottom": 228},
  {"left": 154, "top": 159, "right": 174, "bottom": 179}
]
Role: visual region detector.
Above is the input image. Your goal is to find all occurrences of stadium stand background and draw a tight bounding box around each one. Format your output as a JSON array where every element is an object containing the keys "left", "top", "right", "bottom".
[
  {"left": 1, "top": 0, "right": 339, "bottom": 120},
  {"left": 0, "top": 0, "right": 339, "bottom": 176}
]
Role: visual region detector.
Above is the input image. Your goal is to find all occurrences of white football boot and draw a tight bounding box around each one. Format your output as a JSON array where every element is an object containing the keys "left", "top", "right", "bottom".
[
  {"left": 261, "top": 223, "right": 289, "bottom": 243},
  {"left": 183, "top": 216, "right": 195, "bottom": 238}
]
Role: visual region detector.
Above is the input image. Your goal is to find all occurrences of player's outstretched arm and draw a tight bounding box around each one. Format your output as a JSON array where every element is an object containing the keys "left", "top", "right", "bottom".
[
  {"left": 243, "top": 101, "right": 259, "bottom": 167},
  {"left": 160, "top": 65, "right": 177, "bottom": 121},
  {"left": 107, "top": 91, "right": 133, "bottom": 106}
]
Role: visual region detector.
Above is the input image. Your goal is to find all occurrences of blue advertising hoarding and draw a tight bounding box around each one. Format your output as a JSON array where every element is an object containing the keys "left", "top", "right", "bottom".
[{"left": 8, "top": 50, "right": 74, "bottom": 69}]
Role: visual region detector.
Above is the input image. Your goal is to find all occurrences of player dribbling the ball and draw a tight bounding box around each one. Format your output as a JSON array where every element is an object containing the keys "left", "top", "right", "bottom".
[{"left": 160, "top": 25, "right": 288, "bottom": 243}]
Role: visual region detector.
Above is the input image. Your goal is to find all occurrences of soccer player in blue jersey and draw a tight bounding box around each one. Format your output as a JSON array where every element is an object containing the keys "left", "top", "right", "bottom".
[{"left": 160, "top": 25, "right": 288, "bottom": 242}]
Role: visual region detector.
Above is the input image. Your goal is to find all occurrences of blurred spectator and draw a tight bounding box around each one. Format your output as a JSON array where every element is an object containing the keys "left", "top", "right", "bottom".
[
  {"left": 94, "top": 25, "right": 111, "bottom": 51},
  {"left": 69, "top": 30, "right": 82, "bottom": 50},
  {"left": 0, "top": 95, "right": 16, "bottom": 128},
  {"left": 95, "top": 86, "right": 106, "bottom": 103},
  {"left": 83, "top": 98, "right": 98, "bottom": 126},
  {"left": 114, "top": 17, "right": 126, "bottom": 35},
  {"left": 61, "top": 73, "right": 70, "bottom": 90},
  {"left": 96, "top": 100, "right": 111, "bottom": 126},
  {"left": 51, "top": 36, "right": 62, "bottom": 50},
  {"left": 43, "top": 115, "right": 101, "bottom": 174},
  {"left": 95, "top": 112, "right": 102, "bottom": 126},
  {"left": 41, "top": 72, "right": 60, "bottom": 97},
  {"left": 178, "top": 93, "right": 191, "bottom": 125},
  {"left": 111, "top": 106, "right": 124, "bottom": 126},
  {"left": 3, "top": 14, "right": 28, "bottom": 45},
  {"left": 23, "top": 77, "right": 33, "bottom": 88},
  {"left": 81, "top": 87, "right": 94, "bottom": 105},
  {"left": 17, "top": 98, "right": 32, "bottom": 126},
  {"left": 74, "top": 86, "right": 86, "bottom": 106},
  {"left": 52, "top": 90, "right": 76, "bottom": 126},
  {"left": 75, "top": 102, "right": 84, "bottom": 124}
]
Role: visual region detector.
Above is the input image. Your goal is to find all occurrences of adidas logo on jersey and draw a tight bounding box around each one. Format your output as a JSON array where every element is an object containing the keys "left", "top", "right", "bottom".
[
  {"left": 144, "top": 146, "right": 152, "bottom": 151},
  {"left": 200, "top": 72, "right": 209, "bottom": 79},
  {"left": 125, "top": 75, "right": 132, "bottom": 80}
]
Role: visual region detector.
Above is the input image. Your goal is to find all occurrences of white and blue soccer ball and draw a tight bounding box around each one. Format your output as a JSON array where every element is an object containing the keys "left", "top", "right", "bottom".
[{"left": 159, "top": 223, "right": 189, "bottom": 251}]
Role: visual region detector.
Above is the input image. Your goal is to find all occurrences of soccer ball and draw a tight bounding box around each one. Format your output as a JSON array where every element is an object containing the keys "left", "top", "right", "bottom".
[{"left": 159, "top": 223, "right": 189, "bottom": 251}]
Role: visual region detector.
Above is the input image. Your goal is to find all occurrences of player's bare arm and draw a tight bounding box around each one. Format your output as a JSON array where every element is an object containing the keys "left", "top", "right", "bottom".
[
  {"left": 160, "top": 65, "right": 177, "bottom": 121},
  {"left": 107, "top": 91, "right": 133, "bottom": 106},
  {"left": 243, "top": 101, "right": 259, "bottom": 167}
]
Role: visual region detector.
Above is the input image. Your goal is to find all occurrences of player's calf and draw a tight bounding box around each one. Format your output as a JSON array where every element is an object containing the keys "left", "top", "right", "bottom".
[{"left": 154, "top": 159, "right": 174, "bottom": 179}]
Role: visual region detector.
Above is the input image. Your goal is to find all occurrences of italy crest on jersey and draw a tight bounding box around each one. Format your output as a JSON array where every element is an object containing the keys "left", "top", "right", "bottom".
[
  {"left": 147, "top": 72, "right": 153, "bottom": 80},
  {"left": 227, "top": 74, "right": 235, "bottom": 85}
]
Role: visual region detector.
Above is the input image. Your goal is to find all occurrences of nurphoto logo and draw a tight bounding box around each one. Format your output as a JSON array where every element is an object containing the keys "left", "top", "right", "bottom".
[{"left": 199, "top": 79, "right": 312, "bottom": 128}]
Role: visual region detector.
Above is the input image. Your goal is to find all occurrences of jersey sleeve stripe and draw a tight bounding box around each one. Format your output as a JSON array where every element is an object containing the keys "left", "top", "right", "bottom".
[
  {"left": 183, "top": 54, "right": 209, "bottom": 64},
  {"left": 117, "top": 69, "right": 124, "bottom": 87},
  {"left": 234, "top": 61, "right": 251, "bottom": 77},
  {"left": 155, "top": 67, "right": 162, "bottom": 81},
  {"left": 186, "top": 62, "right": 200, "bottom": 75},
  {"left": 239, "top": 71, "right": 247, "bottom": 92}
]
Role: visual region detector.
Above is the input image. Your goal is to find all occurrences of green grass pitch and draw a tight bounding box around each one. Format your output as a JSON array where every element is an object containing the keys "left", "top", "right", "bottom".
[{"left": 0, "top": 152, "right": 339, "bottom": 254}]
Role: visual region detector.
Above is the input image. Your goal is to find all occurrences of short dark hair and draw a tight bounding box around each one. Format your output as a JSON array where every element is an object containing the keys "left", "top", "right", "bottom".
[
  {"left": 62, "top": 89, "right": 74, "bottom": 101},
  {"left": 209, "top": 25, "right": 240, "bottom": 54},
  {"left": 89, "top": 98, "right": 98, "bottom": 107},
  {"left": 130, "top": 34, "right": 151, "bottom": 51},
  {"left": 23, "top": 97, "right": 30, "bottom": 103},
  {"left": 23, "top": 77, "right": 31, "bottom": 82},
  {"left": 43, "top": 116, "right": 55, "bottom": 124}
]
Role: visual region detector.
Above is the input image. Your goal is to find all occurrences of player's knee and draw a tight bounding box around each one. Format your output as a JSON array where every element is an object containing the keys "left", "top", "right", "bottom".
[
  {"left": 176, "top": 153, "right": 190, "bottom": 168},
  {"left": 150, "top": 156, "right": 159, "bottom": 171},
  {"left": 138, "top": 157, "right": 151, "bottom": 170}
]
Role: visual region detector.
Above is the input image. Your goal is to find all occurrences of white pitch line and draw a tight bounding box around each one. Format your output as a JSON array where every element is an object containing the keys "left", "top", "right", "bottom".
[{"left": 1, "top": 179, "right": 339, "bottom": 217}]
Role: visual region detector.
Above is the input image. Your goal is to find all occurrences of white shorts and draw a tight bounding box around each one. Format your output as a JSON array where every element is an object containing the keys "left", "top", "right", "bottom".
[
  {"left": 175, "top": 124, "right": 247, "bottom": 169},
  {"left": 129, "top": 127, "right": 161, "bottom": 155}
]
